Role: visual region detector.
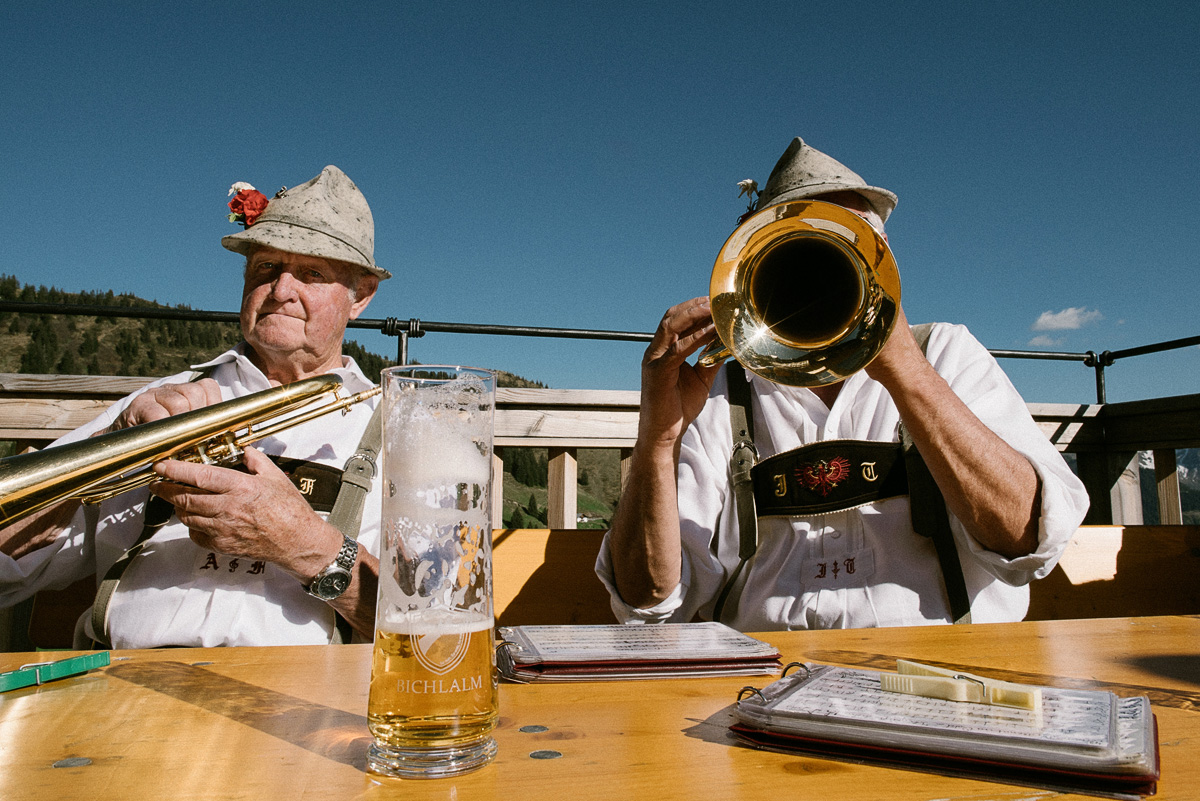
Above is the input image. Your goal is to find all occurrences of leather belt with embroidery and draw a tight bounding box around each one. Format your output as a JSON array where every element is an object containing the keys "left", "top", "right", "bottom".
[
  {"left": 751, "top": 440, "right": 908, "bottom": 517},
  {"left": 229, "top": 456, "right": 344, "bottom": 514}
]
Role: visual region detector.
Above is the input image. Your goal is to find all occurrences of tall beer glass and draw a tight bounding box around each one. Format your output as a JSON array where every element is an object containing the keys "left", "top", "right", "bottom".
[{"left": 367, "top": 365, "right": 498, "bottom": 778}]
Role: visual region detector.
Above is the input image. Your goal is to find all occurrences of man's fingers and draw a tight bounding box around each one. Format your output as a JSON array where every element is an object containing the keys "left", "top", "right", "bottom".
[
  {"left": 658, "top": 297, "right": 711, "bottom": 337},
  {"left": 647, "top": 297, "right": 715, "bottom": 363},
  {"left": 152, "top": 458, "right": 242, "bottom": 495},
  {"left": 240, "top": 446, "right": 288, "bottom": 482},
  {"left": 118, "top": 380, "right": 223, "bottom": 429}
]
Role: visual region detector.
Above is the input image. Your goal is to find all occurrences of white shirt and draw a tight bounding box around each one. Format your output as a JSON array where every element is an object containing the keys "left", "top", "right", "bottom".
[
  {"left": 597, "top": 323, "right": 1090, "bottom": 631},
  {"left": 0, "top": 345, "right": 381, "bottom": 648}
]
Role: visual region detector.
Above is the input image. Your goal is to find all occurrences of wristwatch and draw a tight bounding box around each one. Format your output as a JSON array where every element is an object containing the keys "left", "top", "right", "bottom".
[{"left": 305, "top": 534, "right": 359, "bottom": 601}]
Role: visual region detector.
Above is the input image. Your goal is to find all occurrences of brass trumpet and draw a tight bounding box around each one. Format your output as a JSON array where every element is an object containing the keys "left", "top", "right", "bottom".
[
  {"left": 0, "top": 374, "right": 381, "bottom": 529},
  {"left": 698, "top": 200, "right": 901, "bottom": 386}
]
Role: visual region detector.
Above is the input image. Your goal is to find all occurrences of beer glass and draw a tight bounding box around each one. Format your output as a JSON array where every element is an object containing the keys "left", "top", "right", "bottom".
[{"left": 367, "top": 365, "right": 499, "bottom": 778}]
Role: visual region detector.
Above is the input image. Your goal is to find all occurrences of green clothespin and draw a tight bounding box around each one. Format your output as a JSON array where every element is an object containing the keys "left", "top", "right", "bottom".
[{"left": 0, "top": 652, "right": 110, "bottom": 693}]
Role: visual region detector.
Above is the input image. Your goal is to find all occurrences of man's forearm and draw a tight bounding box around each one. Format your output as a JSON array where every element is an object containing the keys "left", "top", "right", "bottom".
[
  {"left": 608, "top": 442, "right": 684, "bottom": 608},
  {"left": 0, "top": 500, "right": 81, "bottom": 559},
  {"left": 875, "top": 349, "right": 1041, "bottom": 558}
]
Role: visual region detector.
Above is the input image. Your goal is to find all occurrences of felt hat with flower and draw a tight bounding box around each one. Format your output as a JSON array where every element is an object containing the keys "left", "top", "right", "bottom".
[{"left": 222, "top": 165, "right": 390, "bottom": 280}]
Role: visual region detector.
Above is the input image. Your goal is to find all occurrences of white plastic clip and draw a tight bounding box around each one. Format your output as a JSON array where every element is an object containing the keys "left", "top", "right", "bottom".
[{"left": 879, "top": 659, "right": 1042, "bottom": 712}]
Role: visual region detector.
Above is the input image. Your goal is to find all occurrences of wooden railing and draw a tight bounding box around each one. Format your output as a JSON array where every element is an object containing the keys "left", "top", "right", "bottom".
[{"left": 3, "top": 373, "right": 1199, "bottom": 527}]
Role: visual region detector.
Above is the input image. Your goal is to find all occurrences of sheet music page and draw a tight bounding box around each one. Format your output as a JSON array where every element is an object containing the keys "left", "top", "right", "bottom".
[
  {"left": 501, "top": 622, "right": 777, "bottom": 664},
  {"left": 769, "top": 666, "right": 1115, "bottom": 751}
]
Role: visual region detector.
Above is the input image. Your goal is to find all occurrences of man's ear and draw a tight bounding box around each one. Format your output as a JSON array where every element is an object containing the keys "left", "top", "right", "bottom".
[{"left": 349, "top": 275, "right": 380, "bottom": 319}]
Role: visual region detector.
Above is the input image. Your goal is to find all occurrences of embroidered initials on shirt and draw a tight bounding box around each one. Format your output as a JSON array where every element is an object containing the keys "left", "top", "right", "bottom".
[{"left": 199, "top": 552, "right": 267, "bottom": 576}]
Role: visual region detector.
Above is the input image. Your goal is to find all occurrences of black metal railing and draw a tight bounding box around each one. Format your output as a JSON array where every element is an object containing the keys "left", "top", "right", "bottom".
[{"left": 3, "top": 300, "right": 1197, "bottom": 403}]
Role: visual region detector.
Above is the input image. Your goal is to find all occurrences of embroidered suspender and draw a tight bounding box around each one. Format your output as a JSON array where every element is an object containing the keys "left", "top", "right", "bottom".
[
  {"left": 712, "top": 324, "right": 972, "bottom": 625},
  {"left": 89, "top": 376, "right": 383, "bottom": 648}
]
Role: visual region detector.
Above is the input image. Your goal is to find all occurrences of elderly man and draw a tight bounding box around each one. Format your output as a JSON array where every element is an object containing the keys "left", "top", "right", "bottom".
[
  {"left": 598, "top": 137, "right": 1090, "bottom": 631},
  {"left": 1, "top": 165, "right": 390, "bottom": 648}
]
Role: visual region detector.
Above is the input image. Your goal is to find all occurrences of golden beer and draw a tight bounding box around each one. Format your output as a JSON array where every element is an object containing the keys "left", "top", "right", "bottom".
[{"left": 366, "top": 613, "right": 498, "bottom": 776}]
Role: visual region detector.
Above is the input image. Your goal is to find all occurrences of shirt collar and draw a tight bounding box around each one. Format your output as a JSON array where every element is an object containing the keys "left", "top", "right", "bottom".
[{"left": 190, "top": 343, "right": 376, "bottom": 394}]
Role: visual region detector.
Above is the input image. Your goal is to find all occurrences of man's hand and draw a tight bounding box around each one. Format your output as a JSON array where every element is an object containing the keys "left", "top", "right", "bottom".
[
  {"left": 149, "top": 447, "right": 379, "bottom": 638},
  {"left": 639, "top": 296, "right": 723, "bottom": 456},
  {"left": 608, "top": 297, "right": 722, "bottom": 609},
  {"left": 148, "top": 447, "right": 330, "bottom": 579},
  {"left": 108, "top": 378, "right": 224, "bottom": 431}
]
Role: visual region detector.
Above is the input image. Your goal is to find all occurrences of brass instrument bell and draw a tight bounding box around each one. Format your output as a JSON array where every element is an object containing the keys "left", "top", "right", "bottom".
[{"left": 698, "top": 200, "right": 901, "bottom": 386}]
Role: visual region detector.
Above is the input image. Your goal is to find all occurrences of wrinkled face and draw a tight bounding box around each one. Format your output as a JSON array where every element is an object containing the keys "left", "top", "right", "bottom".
[{"left": 240, "top": 247, "right": 377, "bottom": 374}]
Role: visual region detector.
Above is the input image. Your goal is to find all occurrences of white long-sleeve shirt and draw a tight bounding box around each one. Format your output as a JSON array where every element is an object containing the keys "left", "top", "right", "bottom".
[
  {"left": 597, "top": 323, "right": 1089, "bottom": 630},
  {"left": 0, "top": 344, "right": 381, "bottom": 648}
]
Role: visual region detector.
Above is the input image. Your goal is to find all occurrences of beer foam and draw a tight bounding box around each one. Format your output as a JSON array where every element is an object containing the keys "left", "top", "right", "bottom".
[
  {"left": 378, "top": 607, "right": 492, "bottom": 636},
  {"left": 385, "top": 413, "right": 491, "bottom": 487}
]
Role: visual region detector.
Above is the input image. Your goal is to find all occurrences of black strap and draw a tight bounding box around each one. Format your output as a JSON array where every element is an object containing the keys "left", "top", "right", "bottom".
[
  {"left": 713, "top": 363, "right": 758, "bottom": 623},
  {"left": 900, "top": 423, "right": 972, "bottom": 624}
]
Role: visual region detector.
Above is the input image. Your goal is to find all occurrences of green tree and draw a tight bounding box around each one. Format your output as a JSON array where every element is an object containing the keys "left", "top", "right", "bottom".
[
  {"left": 56, "top": 349, "right": 81, "bottom": 374},
  {"left": 509, "top": 507, "right": 527, "bottom": 529}
]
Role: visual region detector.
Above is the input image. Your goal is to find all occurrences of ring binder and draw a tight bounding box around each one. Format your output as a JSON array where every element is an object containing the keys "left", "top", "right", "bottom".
[
  {"left": 782, "top": 662, "right": 810, "bottom": 678},
  {"left": 731, "top": 662, "right": 1159, "bottom": 799},
  {"left": 738, "top": 686, "right": 767, "bottom": 703},
  {"left": 496, "top": 623, "right": 781, "bottom": 682}
]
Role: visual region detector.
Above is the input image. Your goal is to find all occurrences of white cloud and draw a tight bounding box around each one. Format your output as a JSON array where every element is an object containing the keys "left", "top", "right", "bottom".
[
  {"left": 1028, "top": 335, "right": 1063, "bottom": 347},
  {"left": 1031, "top": 307, "right": 1103, "bottom": 331}
]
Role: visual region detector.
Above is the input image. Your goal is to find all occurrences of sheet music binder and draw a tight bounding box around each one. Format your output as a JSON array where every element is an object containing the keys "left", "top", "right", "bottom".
[
  {"left": 731, "top": 663, "right": 1160, "bottom": 800},
  {"left": 496, "top": 622, "right": 781, "bottom": 682}
]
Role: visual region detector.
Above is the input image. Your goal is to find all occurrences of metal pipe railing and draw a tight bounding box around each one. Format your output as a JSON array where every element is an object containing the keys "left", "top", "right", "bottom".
[{"left": 2, "top": 300, "right": 1195, "bottom": 404}]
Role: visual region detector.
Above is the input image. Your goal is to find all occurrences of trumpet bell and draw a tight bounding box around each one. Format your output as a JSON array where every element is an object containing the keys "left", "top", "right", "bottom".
[{"left": 698, "top": 200, "right": 900, "bottom": 387}]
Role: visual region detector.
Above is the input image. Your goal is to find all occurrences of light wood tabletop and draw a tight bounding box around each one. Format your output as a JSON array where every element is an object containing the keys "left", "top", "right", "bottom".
[{"left": 2, "top": 616, "right": 1197, "bottom": 800}]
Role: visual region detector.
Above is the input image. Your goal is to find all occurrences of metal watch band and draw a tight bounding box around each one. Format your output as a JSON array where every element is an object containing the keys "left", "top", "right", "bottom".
[
  {"left": 331, "top": 534, "right": 359, "bottom": 571},
  {"left": 305, "top": 535, "right": 359, "bottom": 599}
]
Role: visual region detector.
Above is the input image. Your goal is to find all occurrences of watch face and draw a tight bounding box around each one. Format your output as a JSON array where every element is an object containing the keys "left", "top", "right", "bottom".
[{"left": 312, "top": 570, "right": 352, "bottom": 600}]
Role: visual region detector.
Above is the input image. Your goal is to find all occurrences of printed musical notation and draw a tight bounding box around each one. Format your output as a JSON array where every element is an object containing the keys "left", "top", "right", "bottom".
[{"left": 773, "top": 665, "right": 1114, "bottom": 748}]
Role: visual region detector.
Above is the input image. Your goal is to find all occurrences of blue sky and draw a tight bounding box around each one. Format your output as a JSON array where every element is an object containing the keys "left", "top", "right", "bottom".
[{"left": 3, "top": 1, "right": 1197, "bottom": 403}]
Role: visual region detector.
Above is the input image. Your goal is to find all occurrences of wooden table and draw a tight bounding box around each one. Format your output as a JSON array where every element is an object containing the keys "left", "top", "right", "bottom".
[{"left": 3, "top": 616, "right": 1198, "bottom": 800}]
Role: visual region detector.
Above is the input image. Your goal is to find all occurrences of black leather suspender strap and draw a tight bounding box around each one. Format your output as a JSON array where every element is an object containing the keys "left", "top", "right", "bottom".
[
  {"left": 712, "top": 362, "right": 758, "bottom": 623},
  {"left": 900, "top": 423, "right": 972, "bottom": 624}
]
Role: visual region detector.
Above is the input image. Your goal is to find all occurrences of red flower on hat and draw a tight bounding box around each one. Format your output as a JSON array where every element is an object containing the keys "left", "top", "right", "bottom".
[{"left": 227, "top": 182, "right": 270, "bottom": 228}]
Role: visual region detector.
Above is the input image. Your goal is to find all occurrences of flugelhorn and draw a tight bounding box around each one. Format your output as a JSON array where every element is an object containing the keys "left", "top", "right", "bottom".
[
  {"left": 0, "top": 374, "right": 381, "bottom": 529},
  {"left": 698, "top": 199, "right": 900, "bottom": 386}
]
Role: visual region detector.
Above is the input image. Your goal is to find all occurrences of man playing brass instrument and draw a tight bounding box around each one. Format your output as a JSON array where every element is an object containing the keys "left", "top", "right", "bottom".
[
  {"left": 1, "top": 166, "right": 389, "bottom": 648},
  {"left": 598, "top": 137, "right": 1090, "bottom": 630}
]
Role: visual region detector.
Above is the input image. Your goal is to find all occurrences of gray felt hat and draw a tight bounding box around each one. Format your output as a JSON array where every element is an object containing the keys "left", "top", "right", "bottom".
[
  {"left": 222, "top": 165, "right": 391, "bottom": 280},
  {"left": 755, "top": 137, "right": 897, "bottom": 223}
]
